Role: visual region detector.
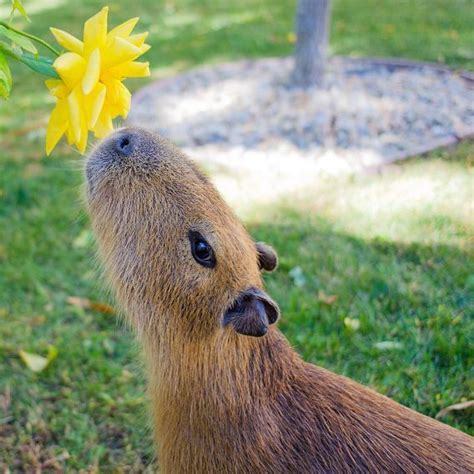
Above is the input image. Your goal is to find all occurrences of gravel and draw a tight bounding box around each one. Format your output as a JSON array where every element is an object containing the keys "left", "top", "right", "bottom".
[{"left": 128, "top": 57, "right": 473, "bottom": 206}]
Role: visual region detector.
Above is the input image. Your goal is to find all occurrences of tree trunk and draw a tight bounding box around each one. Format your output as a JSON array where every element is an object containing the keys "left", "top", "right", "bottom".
[{"left": 293, "top": 0, "right": 331, "bottom": 88}]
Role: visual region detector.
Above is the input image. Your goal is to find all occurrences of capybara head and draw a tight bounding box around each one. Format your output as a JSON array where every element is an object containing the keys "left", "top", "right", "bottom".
[{"left": 86, "top": 128, "right": 279, "bottom": 339}]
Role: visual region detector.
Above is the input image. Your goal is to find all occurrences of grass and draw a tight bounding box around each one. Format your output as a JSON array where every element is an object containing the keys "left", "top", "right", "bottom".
[{"left": 1, "top": 0, "right": 473, "bottom": 470}]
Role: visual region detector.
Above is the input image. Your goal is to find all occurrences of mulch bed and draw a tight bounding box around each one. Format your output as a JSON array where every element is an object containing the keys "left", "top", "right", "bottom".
[{"left": 129, "top": 56, "right": 473, "bottom": 173}]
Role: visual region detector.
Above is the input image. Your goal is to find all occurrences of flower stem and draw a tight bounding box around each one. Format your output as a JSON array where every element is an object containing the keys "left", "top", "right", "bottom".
[{"left": 0, "top": 21, "right": 60, "bottom": 56}]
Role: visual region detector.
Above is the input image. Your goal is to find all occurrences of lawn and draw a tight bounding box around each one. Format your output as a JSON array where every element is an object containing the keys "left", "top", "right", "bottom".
[{"left": 1, "top": 0, "right": 473, "bottom": 470}]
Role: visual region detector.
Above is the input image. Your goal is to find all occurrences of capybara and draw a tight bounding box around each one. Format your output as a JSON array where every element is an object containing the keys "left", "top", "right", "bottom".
[{"left": 85, "top": 128, "right": 473, "bottom": 473}]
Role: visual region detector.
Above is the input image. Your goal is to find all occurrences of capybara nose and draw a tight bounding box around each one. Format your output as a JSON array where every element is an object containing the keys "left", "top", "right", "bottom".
[{"left": 113, "top": 131, "right": 134, "bottom": 157}]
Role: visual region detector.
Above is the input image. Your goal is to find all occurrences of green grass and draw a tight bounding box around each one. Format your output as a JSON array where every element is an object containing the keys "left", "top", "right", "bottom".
[{"left": 1, "top": 0, "right": 473, "bottom": 470}]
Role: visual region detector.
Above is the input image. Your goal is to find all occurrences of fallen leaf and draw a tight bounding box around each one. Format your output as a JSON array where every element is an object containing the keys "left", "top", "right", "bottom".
[
  {"left": 118, "top": 369, "right": 133, "bottom": 384},
  {"left": 102, "top": 338, "right": 115, "bottom": 355},
  {"left": 383, "top": 24, "right": 396, "bottom": 34},
  {"left": 19, "top": 345, "right": 57, "bottom": 373},
  {"left": 67, "top": 296, "right": 114, "bottom": 315},
  {"left": 47, "top": 345, "right": 58, "bottom": 361},
  {"left": 374, "top": 341, "right": 403, "bottom": 351},
  {"left": 447, "top": 29, "right": 459, "bottom": 40},
  {"left": 31, "top": 314, "right": 46, "bottom": 325},
  {"left": 289, "top": 266, "right": 306, "bottom": 287},
  {"left": 99, "top": 392, "right": 115, "bottom": 405},
  {"left": 0, "top": 385, "right": 11, "bottom": 413},
  {"left": 22, "top": 163, "right": 43, "bottom": 179},
  {"left": 287, "top": 32, "right": 297, "bottom": 44},
  {"left": 73, "top": 229, "right": 94, "bottom": 248},
  {"left": 344, "top": 317, "right": 360, "bottom": 331},
  {"left": 318, "top": 291, "right": 337, "bottom": 305},
  {"left": 42, "top": 450, "right": 71, "bottom": 469},
  {"left": 436, "top": 400, "right": 474, "bottom": 419},
  {"left": 19, "top": 351, "right": 48, "bottom": 372},
  {"left": 6, "top": 119, "right": 47, "bottom": 138}
]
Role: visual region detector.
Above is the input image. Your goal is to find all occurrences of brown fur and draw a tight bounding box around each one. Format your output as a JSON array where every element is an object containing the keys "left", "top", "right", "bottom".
[{"left": 86, "top": 128, "right": 473, "bottom": 473}]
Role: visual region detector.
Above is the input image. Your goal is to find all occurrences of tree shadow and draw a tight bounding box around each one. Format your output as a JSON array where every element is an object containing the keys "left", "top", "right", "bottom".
[{"left": 246, "top": 205, "right": 473, "bottom": 431}]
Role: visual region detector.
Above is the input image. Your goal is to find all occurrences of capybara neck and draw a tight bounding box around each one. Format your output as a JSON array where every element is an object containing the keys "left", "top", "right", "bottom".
[
  {"left": 145, "top": 324, "right": 303, "bottom": 473},
  {"left": 145, "top": 320, "right": 297, "bottom": 398}
]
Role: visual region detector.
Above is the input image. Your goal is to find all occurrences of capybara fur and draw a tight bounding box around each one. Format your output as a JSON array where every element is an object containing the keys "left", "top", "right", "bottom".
[{"left": 86, "top": 128, "right": 473, "bottom": 473}]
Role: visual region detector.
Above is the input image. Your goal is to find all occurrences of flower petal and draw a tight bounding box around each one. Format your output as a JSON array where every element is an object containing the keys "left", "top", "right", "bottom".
[
  {"left": 140, "top": 43, "right": 151, "bottom": 55},
  {"left": 46, "top": 99, "right": 68, "bottom": 155},
  {"left": 66, "top": 126, "right": 75, "bottom": 145},
  {"left": 45, "top": 79, "right": 69, "bottom": 99},
  {"left": 114, "top": 82, "right": 131, "bottom": 118},
  {"left": 45, "top": 79, "right": 62, "bottom": 91},
  {"left": 82, "top": 48, "right": 101, "bottom": 95},
  {"left": 102, "top": 36, "right": 143, "bottom": 68},
  {"left": 108, "top": 17, "right": 139, "bottom": 40},
  {"left": 128, "top": 32, "right": 148, "bottom": 47},
  {"left": 139, "top": 43, "right": 151, "bottom": 55},
  {"left": 102, "top": 79, "right": 131, "bottom": 118},
  {"left": 86, "top": 83, "right": 106, "bottom": 128},
  {"left": 67, "top": 87, "right": 84, "bottom": 144},
  {"left": 77, "top": 120, "right": 89, "bottom": 153},
  {"left": 109, "top": 61, "right": 150, "bottom": 79},
  {"left": 93, "top": 108, "right": 114, "bottom": 138},
  {"left": 54, "top": 52, "right": 86, "bottom": 89},
  {"left": 83, "top": 6, "right": 109, "bottom": 57},
  {"left": 50, "top": 27, "right": 83, "bottom": 55}
]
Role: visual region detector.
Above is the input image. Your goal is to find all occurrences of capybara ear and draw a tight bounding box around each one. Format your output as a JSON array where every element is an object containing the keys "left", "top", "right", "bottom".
[
  {"left": 223, "top": 288, "right": 280, "bottom": 337},
  {"left": 256, "top": 242, "right": 278, "bottom": 272}
]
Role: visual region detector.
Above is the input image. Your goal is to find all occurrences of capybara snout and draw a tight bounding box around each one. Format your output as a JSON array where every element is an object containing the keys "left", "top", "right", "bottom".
[
  {"left": 86, "top": 128, "right": 162, "bottom": 190},
  {"left": 86, "top": 127, "right": 279, "bottom": 338},
  {"left": 96, "top": 128, "right": 137, "bottom": 159}
]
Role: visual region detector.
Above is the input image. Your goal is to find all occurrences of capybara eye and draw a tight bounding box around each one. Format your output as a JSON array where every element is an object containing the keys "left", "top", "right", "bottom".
[{"left": 189, "top": 231, "right": 216, "bottom": 269}]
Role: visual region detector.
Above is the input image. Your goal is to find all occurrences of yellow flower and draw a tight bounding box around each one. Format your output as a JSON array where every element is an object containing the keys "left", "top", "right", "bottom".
[{"left": 45, "top": 7, "right": 150, "bottom": 155}]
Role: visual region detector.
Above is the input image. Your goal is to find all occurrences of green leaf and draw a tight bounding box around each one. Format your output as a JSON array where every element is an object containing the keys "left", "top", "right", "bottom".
[
  {"left": 17, "top": 52, "right": 59, "bottom": 78},
  {"left": 0, "top": 39, "right": 21, "bottom": 63},
  {"left": 11, "top": 0, "right": 30, "bottom": 21},
  {"left": 0, "top": 25, "right": 37, "bottom": 54},
  {"left": 0, "top": 51, "right": 12, "bottom": 99},
  {"left": 0, "top": 42, "right": 59, "bottom": 78}
]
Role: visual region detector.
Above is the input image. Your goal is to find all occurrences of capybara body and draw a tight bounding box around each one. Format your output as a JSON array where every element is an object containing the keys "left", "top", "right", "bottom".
[{"left": 86, "top": 128, "right": 473, "bottom": 473}]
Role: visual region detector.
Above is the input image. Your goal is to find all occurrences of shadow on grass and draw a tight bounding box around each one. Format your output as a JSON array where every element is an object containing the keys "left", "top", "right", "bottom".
[
  {"left": 248, "top": 206, "right": 473, "bottom": 431},
  {"left": 1, "top": 143, "right": 473, "bottom": 470},
  {"left": 1, "top": 136, "right": 473, "bottom": 471}
]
